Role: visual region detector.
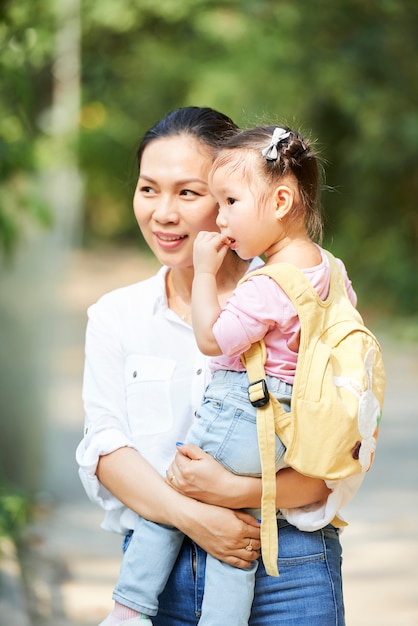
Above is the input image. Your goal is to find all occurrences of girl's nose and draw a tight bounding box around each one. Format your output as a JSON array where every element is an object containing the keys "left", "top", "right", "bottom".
[{"left": 216, "top": 209, "right": 227, "bottom": 229}]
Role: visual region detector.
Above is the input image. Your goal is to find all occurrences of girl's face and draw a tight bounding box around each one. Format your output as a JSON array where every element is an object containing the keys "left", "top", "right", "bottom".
[
  {"left": 134, "top": 135, "right": 219, "bottom": 269},
  {"left": 210, "top": 159, "right": 280, "bottom": 260}
]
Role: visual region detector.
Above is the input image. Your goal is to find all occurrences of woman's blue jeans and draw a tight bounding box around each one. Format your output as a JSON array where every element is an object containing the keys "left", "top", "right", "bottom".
[{"left": 152, "top": 520, "right": 345, "bottom": 626}]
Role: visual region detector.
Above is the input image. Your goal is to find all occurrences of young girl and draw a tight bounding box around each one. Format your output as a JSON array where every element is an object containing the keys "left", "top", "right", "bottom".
[{"left": 98, "top": 124, "right": 358, "bottom": 626}]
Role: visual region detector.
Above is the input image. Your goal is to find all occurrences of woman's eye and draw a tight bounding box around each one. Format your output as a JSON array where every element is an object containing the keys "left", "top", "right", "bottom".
[
  {"left": 139, "top": 185, "right": 154, "bottom": 194},
  {"left": 180, "top": 189, "right": 198, "bottom": 197}
]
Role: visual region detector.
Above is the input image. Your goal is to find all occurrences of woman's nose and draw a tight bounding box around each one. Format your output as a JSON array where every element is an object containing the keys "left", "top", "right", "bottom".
[{"left": 153, "top": 196, "right": 179, "bottom": 223}]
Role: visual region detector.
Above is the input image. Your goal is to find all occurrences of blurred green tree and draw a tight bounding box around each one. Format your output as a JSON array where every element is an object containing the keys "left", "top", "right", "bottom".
[
  {"left": 0, "top": 0, "right": 55, "bottom": 256},
  {"left": 0, "top": 0, "right": 82, "bottom": 494},
  {"left": 1, "top": 0, "right": 417, "bottom": 312}
]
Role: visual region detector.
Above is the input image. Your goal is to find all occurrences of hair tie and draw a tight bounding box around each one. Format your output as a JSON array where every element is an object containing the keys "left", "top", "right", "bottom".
[{"left": 261, "top": 127, "right": 291, "bottom": 161}]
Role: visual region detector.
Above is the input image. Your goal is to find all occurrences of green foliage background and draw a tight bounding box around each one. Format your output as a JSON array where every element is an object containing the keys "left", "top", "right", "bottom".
[
  {"left": 1, "top": 0, "right": 417, "bottom": 313},
  {"left": 0, "top": 481, "right": 31, "bottom": 540}
]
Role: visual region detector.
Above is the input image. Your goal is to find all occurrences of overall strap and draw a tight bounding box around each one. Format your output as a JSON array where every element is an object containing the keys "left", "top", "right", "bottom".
[{"left": 241, "top": 341, "right": 283, "bottom": 577}]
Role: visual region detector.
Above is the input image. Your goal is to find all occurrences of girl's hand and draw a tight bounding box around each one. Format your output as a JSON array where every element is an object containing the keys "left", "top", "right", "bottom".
[{"left": 193, "top": 231, "right": 231, "bottom": 276}]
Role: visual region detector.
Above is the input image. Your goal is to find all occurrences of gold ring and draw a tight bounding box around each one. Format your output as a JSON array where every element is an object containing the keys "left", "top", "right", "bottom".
[
  {"left": 245, "top": 539, "right": 253, "bottom": 552},
  {"left": 170, "top": 474, "right": 176, "bottom": 484}
]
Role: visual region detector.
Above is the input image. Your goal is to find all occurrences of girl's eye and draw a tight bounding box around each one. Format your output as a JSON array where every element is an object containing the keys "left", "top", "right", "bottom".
[{"left": 227, "top": 197, "right": 236, "bottom": 205}]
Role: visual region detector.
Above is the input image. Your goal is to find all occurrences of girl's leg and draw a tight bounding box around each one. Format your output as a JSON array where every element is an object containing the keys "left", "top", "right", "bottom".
[
  {"left": 250, "top": 520, "right": 345, "bottom": 626},
  {"left": 112, "top": 517, "right": 184, "bottom": 616},
  {"left": 198, "top": 554, "right": 257, "bottom": 626}
]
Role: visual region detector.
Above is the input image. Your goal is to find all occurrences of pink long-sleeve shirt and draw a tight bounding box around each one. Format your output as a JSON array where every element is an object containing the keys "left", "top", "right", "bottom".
[{"left": 211, "top": 247, "right": 357, "bottom": 383}]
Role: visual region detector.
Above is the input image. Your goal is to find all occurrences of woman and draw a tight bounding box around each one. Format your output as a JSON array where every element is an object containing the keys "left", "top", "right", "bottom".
[{"left": 76, "top": 106, "right": 362, "bottom": 625}]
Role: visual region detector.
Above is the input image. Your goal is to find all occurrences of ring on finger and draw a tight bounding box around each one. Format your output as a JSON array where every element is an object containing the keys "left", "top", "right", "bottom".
[
  {"left": 170, "top": 473, "right": 176, "bottom": 484},
  {"left": 245, "top": 539, "right": 253, "bottom": 552}
]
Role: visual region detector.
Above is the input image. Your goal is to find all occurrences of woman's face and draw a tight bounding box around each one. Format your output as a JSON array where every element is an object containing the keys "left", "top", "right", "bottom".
[{"left": 133, "top": 135, "right": 219, "bottom": 269}]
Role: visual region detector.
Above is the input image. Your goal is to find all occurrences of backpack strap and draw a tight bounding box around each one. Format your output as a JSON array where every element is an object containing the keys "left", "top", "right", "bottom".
[
  {"left": 242, "top": 339, "right": 348, "bottom": 537},
  {"left": 240, "top": 341, "right": 285, "bottom": 577},
  {"left": 242, "top": 251, "right": 348, "bottom": 317},
  {"left": 240, "top": 254, "right": 349, "bottom": 549}
]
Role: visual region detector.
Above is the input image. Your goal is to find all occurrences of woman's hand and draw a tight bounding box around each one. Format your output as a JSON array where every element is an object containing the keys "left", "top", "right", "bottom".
[
  {"left": 174, "top": 499, "right": 261, "bottom": 569},
  {"left": 168, "top": 443, "right": 331, "bottom": 510},
  {"left": 167, "top": 444, "right": 261, "bottom": 567},
  {"left": 167, "top": 443, "right": 237, "bottom": 506}
]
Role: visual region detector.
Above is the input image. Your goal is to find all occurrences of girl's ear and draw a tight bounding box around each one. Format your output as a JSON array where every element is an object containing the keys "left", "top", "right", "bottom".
[{"left": 273, "top": 184, "right": 295, "bottom": 220}]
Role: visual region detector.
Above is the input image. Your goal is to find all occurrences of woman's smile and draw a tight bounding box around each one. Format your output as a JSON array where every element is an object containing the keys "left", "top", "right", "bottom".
[{"left": 153, "top": 231, "right": 188, "bottom": 250}]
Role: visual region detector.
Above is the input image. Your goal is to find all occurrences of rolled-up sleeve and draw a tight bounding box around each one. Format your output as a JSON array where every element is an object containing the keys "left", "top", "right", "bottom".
[
  {"left": 76, "top": 295, "right": 136, "bottom": 509},
  {"left": 76, "top": 425, "right": 133, "bottom": 510}
]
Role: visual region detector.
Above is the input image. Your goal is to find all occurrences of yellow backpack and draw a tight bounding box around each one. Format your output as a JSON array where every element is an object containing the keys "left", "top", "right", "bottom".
[{"left": 239, "top": 250, "right": 386, "bottom": 576}]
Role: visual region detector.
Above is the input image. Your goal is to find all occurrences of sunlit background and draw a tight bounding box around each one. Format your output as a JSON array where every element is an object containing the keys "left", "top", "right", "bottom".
[{"left": 0, "top": 1, "right": 417, "bottom": 624}]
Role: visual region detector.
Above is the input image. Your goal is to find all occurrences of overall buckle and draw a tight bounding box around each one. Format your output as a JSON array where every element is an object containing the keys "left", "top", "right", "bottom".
[{"left": 248, "top": 379, "right": 270, "bottom": 407}]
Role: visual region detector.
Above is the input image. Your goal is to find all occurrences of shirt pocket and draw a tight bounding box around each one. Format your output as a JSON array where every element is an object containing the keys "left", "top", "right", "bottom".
[{"left": 124, "top": 355, "right": 176, "bottom": 436}]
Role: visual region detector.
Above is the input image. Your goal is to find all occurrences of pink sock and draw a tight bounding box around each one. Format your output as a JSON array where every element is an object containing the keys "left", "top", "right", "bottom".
[{"left": 111, "top": 601, "right": 140, "bottom": 622}]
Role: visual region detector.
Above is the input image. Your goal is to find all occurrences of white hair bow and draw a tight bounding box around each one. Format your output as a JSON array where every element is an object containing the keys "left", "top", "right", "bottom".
[{"left": 261, "top": 127, "right": 291, "bottom": 161}]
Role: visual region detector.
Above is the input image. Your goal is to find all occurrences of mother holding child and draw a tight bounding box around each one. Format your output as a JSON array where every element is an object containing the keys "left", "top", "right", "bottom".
[{"left": 77, "top": 106, "right": 364, "bottom": 626}]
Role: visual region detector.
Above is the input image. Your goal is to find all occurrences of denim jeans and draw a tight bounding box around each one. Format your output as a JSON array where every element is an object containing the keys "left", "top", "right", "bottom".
[
  {"left": 113, "top": 370, "right": 290, "bottom": 624},
  {"left": 186, "top": 370, "right": 289, "bottom": 479},
  {"left": 153, "top": 521, "right": 345, "bottom": 626}
]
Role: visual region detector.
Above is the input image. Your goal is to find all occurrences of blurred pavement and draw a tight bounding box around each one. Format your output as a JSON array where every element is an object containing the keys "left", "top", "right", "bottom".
[{"left": 1, "top": 248, "right": 417, "bottom": 625}]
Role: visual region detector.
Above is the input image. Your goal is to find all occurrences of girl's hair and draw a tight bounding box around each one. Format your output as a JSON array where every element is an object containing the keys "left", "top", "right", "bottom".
[
  {"left": 137, "top": 106, "right": 238, "bottom": 167},
  {"left": 215, "top": 125, "right": 324, "bottom": 243}
]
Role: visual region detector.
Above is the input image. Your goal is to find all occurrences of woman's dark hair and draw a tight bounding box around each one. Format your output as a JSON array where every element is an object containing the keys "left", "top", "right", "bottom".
[{"left": 137, "top": 106, "right": 238, "bottom": 168}]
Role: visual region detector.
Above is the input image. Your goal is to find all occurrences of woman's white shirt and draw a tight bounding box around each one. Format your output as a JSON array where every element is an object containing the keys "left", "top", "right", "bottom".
[
  {"left": 76, "top": 265, "right": 209, "bottom": 533},
  {"left": 76, "top": 263, "right": 363, "bottom": 535}
]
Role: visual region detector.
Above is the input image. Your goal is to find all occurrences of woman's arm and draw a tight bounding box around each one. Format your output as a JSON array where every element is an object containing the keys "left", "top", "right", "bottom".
[
  {"left": 96, "top": 446, "right": 261, "bottom": 569},
  {"left": 82, "top": 276, "right": 261, "bottom": 568},
  {"left": 168, "top": 444, "right": 331, "bottom": 509}
]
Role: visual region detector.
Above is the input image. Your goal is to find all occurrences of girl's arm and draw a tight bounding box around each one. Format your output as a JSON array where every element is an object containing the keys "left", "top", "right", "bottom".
[
  {"left": 96, "top": 446, "right": 261, "bottom": 569},
  {"left": 191, "top": 231, "right": 231, "bottom": 356},
  {"left": 168, "top": 444, "right": 330, "bottom": 509}
]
